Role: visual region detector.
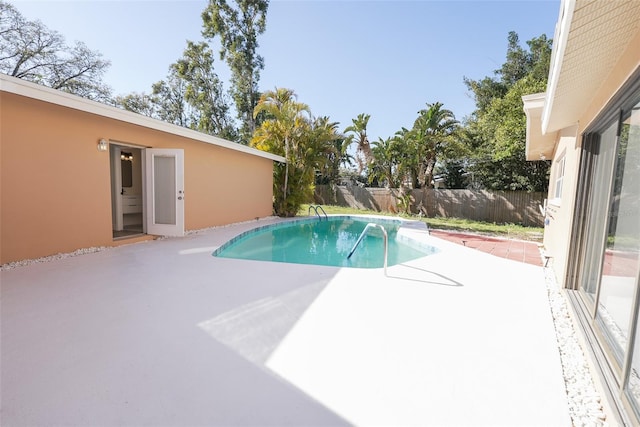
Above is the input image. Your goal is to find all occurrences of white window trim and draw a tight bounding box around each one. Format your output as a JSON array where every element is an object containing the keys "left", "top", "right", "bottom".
[{"left": 550, "top": 153, "right": 566, "bottom": 206}]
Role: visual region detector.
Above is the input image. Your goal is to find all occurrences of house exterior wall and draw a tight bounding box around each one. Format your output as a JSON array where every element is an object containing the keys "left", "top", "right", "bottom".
[
  {"left": 544, "top": 28, "right": 640, "bottom": 288},
  {"left": 523, "top": 1, "right": 640, "bottom": 423},
  {"left": 542, "top": 126, "right": 579, "bottom": 284},
  {"left": 0, "top": 92, "right": 274, "bottom": 264}
]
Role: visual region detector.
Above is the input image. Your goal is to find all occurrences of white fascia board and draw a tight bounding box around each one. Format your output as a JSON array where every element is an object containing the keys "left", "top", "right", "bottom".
[
  {"left": 523, "top": 93, "right": 545, "bottom": 159},
  {"left": 0, "top": 74, "right": 286, "bottom": 163},
  {"left": 541, "top": 0, "right": 576, "bottom": 134},
  {"left": 523, "top": 93, "right": 546, "bottom": 112},
  {"left": 523, "top": 92, "right": 557, "bottom": 161}
]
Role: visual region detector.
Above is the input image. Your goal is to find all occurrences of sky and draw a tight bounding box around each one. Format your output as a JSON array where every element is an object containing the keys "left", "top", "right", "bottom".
[{"left": 11, "top": 0, "right": 560, "bottom": 142}]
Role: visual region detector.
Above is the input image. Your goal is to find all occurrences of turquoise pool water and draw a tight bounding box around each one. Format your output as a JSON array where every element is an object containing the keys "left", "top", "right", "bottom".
[{"left": 212, "top": 217, "right": 438, "bottom": 268}]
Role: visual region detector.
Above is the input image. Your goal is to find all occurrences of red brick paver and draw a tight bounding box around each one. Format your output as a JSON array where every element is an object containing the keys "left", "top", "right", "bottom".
[{"left": 430, "top": 230, "right": 543, "bottom": 267}]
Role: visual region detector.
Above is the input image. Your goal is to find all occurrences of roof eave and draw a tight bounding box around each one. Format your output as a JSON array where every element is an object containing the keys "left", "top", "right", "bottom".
[
  {"left": 541, "top": 0, "right": 575, "bottom": 135},
  {"left": 523, "top": 93, "right": 557, "bottom": 161},
  {"left": 542, "top": 0, "right": 640, "bottom": 134}
]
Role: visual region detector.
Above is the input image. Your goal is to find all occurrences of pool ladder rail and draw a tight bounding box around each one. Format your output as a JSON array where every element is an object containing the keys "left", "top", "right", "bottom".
[
  {"left": 308, "top": 204, "right": 328, "bottom": 220},
  {"left": 347, "top": 223, "right": 388, "bottom": 276}
]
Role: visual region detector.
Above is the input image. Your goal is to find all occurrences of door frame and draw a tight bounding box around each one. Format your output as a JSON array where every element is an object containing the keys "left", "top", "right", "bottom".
[{"left": 110, "top": 141, "right": 146, "bottom": 236}]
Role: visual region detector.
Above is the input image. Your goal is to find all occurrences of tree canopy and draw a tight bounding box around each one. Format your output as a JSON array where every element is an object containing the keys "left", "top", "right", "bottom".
[
  {"left": 410, "top": 102, "right": 459, "bottom": 189},
  {"left": 0, "top": 0, "right": 111, "bottom": 101},
  {"left": 202, "top": 0, "right": 269, "bottom": 144},
  {"left": 251, "top": 88, "right": 342, "bottom": 216},
  {"left": 113, "top": 0, "right": 269, "bottom": 143},
  {"left": 460, "top": 32, "right": 552, "bottom": 192},
  {"left": 348, "top": 103, "right": 458, "bottom": 190},
  {"left": 345, "top": 113, "right": 372, "bottom": 174},
  {"left": 352, "top": 32, "right": 550, "bottom": 193},
  {"left": 173, "top": 41, "right": 236, "bottom": 140},
  {"left": 115, "top": 41, "right": 236, "bottom": 141}
]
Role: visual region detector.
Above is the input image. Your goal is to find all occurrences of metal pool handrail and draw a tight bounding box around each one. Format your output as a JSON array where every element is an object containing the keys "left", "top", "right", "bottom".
[
  {"left": 347, "top": 223, "right": 388, "bottom": 276},
  {"left": 308, "top": 204, "right": 328, "bottom": 220}
]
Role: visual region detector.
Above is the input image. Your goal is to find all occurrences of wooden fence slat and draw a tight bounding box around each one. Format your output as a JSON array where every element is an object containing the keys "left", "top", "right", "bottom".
[{"left": 314, "top": 185, "right": 544, "bottom": 227}]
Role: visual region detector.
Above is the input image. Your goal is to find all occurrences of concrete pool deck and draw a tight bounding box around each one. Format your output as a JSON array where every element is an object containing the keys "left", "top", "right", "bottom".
[
  {"left": 1, "top": 217, "right": 571, "bottom": 426},
  {"left": 430, "top": 230, "right": 544, "bottom": 266}
]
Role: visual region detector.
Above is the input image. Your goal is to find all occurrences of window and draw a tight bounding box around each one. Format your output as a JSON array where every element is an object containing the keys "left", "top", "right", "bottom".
[
  {"left": 619, "top": 100, "right": 640, "bottom": 416},
  {"left": 553, "top": 154, "right": 566, "bottom": 200},
  {"left": 567, "top": 69, "right": 640, "bottom": 424}
]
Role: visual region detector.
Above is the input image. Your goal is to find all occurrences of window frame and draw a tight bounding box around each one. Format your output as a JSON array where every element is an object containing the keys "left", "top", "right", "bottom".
[
  {"left": 564, "top": 66, "right": 640, "bottom": 425},
  {"left": 552, "top": 152, "right": 566, "bottom": 203}
]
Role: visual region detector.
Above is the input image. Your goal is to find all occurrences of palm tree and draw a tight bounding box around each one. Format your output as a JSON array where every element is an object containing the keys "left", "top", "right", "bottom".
[
  {"left": 412, "top": 102, "right": 458, "bottom": 188},
  {"left": 314, "top": 117, "right": 349, "bottom": 185},
  {"left": 252, "top": 88, "right": 311, "bottom": 215},
  {"left": 252, "top": 89, "right": 342, "bottom": 216},
  {"left": 345, "top": 113, "right": 372, "bottom": 174},
  {"left": 369, "top": 137, "right": 399, "bottom": 188},
  {"left": 392, "top": 127, "right": 420, "bottom": 189}
]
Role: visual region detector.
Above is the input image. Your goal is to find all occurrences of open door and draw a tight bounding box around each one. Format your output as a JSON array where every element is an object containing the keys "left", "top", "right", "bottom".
[
  {"left": 145, "top": 149, "right": 184, "bottom": 237},
  {"left": 110, "top": 145, "right": 124, "bottom": 231}
]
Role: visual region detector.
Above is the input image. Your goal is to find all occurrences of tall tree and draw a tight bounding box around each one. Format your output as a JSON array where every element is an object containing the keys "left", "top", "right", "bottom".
[
  {"left": 462, "top": 76, "right": 507, "bottom": 117},
  {"left": 369, "top": 137, "right": 401, "bottom": 188},
  {"left": 202, "top": 0, "right": 269, "bottom": 143},
  {"left": 252, "top": 88, "right": 338, "bottom": 216},
  {"left": 462, "top": 32, "right": 552, "bottom": 192},
  {"left": 150, "top": 73, "right": 189, "bottom": 127},
  {"left": 367, "top": 103, "right": 458, "bottom": 191},
  {"left": 173, "top": 41, "right": 236, "bottom": 140},
  {"left": 307, "top": 116, "right": 344, "bottom": 187},
  {"left": 345, "top": 113, "right": 372, "bottom": 174},
  {"left": 412, "top": 102, "right": 459, "bottom": 188},
  {"left": 463, "top": 31, "right": 551, "bottom": 115},
  {"left": 0, "top": 0, "right": 111, "bottom": 101},
  {"left": 435, "top": 160, "right": 471, "bottom": 189},
  {"left": 251, "top": 88, "right": 311, "bottom": 216},
  {"left": 115, "top": 92, "right": 158, "bottom": 118},
  {"left": 496, "top": 31, "right": 532, "bottom": 86},
  {"left": 470, "top": 76, "right": 549, "bottom": 191},
  {"left": 315, "top": 118, "right": 350, "bottom": 185},
  {"left": 116, "top": 40, "right": 236, "bottom": 140},
  {"left": 392, "top": 127, "right": 421, "bottom": 189}
]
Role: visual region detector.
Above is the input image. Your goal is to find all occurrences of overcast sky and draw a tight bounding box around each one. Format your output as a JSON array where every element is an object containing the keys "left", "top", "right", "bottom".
[{"left": 12, "top": 0, "right": 560, "bottom": 141}]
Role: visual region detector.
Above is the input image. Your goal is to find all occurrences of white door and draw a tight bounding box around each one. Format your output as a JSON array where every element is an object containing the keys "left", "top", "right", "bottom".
[
  {"left": 111, "top": 145, "right": 124, "bottom": 231},
  {"left": 145, "top": 149, "right": 185, "bottom": 237}
]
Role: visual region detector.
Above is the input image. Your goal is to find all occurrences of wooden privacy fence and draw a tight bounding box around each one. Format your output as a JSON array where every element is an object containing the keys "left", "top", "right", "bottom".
[{"left": 314, "top": 185, "right": 545, "bottom": 227}]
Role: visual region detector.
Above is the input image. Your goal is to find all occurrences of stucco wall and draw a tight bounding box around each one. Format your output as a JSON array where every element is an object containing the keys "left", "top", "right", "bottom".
[
  {"left": 542, "top": 126, "right": 580, "bottom": 284},
  {"left": 1, "top": 92, "right": 274, "bottom": 264}
]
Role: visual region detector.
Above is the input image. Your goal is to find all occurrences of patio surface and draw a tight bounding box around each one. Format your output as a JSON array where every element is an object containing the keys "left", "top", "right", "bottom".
[
  {"left": 430, "top": 230, "right": 543, "bottom": 266},
  {"left": 1, "top": 217, "right": 570, "bottom": 426}
]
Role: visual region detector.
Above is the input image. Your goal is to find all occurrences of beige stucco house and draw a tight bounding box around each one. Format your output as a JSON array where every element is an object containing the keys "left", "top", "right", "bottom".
[
  {"left": 0, "top": 74, "right": 284, "bottom": 265},
  {"left": 524, "top": 0, "right": 640, "bottom": 423}
]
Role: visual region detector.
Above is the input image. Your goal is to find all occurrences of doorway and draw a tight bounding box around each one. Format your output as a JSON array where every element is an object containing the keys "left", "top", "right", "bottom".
[{"left": 110, "top": 143, "right": 144, "bottom": 239}]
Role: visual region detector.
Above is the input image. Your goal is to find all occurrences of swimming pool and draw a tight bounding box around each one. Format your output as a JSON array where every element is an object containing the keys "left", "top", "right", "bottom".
[{"left": 212, "top": 216, "right": 438, "bottom": 268}]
